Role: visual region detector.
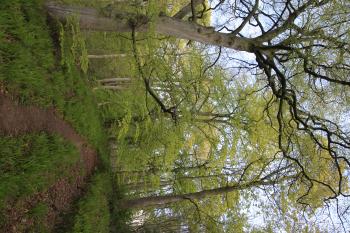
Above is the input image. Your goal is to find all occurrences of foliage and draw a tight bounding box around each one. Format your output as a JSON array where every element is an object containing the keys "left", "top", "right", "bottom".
[
  {"left": 28, "top": 203, "right": 50, "bottom": 233},
  {"left": 2, "top": 0, "right": 350, "bottom": 232},
  {"left": 70, "top": 173, "right": 112, "bottom": 233},
  {"left": 0, "top": 133, "right": 79, "bottom": 228},
  {"left": 0, "top": 0, "right": 108, "bottom": 159},
  {"left": 65, "top": 15, "right": 89, "bottom": 74},
  {"left": 0, "top": 0, "right": 112, "bottom": 231}
]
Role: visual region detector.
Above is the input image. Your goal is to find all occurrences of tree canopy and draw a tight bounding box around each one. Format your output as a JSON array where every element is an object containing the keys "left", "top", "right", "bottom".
[{"left": 46, "top": 0, "right": 350, "bottom": 232}]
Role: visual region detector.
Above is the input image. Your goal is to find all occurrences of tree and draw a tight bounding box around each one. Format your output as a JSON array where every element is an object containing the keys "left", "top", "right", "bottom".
[
  {"left": 119, "top": 171, "right": 295, "bottom": 209},
  {"left": 46, "top": 0, "right": 350, "bottom": 230},
  {"left": 87, "top": 53, "right": 127, "bottom": 59}
]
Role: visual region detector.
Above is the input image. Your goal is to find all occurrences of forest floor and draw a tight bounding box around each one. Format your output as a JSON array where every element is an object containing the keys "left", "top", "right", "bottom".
[{"left": 0, "top": 92, "right": 98, "bottom": 232}]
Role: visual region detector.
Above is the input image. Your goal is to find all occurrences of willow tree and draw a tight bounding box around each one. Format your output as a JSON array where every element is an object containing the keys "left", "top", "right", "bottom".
[{"left": 46, "top": 0, "right": 350, "bottom": 231}]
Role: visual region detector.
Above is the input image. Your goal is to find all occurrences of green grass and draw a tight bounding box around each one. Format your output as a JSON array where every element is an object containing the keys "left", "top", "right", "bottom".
[
  {"left": 0, "top": 0, "right": 136, "bottom": 231},
  {"left": 0, "top": 0, "right": 111, "bottom": 229},
  {"left": 110, "top": 183, "right": 133, "bottom": 233},
  {"left": 69, "top": 173, "right": 133, "bottom": 233},
  {"left": 0, "top": 133, "right": 80, "bottom": 228},
  {"left": 28, "top": 203, "right": 50, "bottom": 233},
  {"left": 0, "top": 0, "right": 108, "bottom": 160},
  {"left": 0, "top": 133, "right": 79, "bottom": 205},
  {"left": 70, "top": 172, "right": 112, "bottom": 233}
]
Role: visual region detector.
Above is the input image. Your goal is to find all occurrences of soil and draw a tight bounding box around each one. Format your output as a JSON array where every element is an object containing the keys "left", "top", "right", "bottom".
[{"left": 0, "top": 93, "right": 99, "bottom": 233}]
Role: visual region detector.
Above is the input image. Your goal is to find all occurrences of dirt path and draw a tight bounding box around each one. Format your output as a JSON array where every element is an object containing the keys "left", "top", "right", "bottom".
[{"left": 0, "top": 94, "right": 99, "bottom": 232}]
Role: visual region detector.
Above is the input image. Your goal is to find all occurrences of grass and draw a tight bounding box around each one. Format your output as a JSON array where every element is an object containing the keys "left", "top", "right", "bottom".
[
  {"left": 0, "top": 0, "right": 110, "bottom": 229},
  {"left": 0, "top": 133, "right": 80, "bottom": 228},
  {"left": 69, "top": 173, "right": 133, "bottom": 233},
  {"left": 70, "top": 172, "right": 112, "bottom": 233},
  {"left": 0, "top": 0, "right": 108, "bottom": 159},
  {"left": 0, "top": 0, "right": 136, "bottom": 231},
  {"left": 28, "top": 203, "right": 50, "bottom": 233},
  {"left": 110, "top": 182, "right": 133, "bottom": 233}
]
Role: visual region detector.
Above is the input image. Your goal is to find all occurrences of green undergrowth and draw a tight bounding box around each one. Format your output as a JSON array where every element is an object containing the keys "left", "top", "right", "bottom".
[
  {"left": 110, "top": 182, "right": 133, "bottom": 233},
  {"left": 0, "top": 0, "right": 115, "bottom": 231},
  {"left": 28, "top": 203, "right": 50, "bottom": 233},
  {"left": 56, "top": 175, "right": 132, "bottom": 233},
  {"left": 67, "top": 173, "right": 132, "bottom": 233},
  {"left": 0, "top": 133, "right": 79, "bottom": 226},
  {"left": 70, "top": 172, "right": 112, "bottom": 233},
  {"left": 0, "top": 0, "right": 108, "bottom": 160},
  {"left": 0, "top": 0, "right": 148, "bottom": 231}
]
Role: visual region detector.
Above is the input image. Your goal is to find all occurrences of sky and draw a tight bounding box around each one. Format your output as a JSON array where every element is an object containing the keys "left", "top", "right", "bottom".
[{"left": 206, "top": 0, "right": 350, "bottom": 231}]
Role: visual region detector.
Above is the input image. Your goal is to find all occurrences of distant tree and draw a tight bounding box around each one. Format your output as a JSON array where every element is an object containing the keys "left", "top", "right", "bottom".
[{"left": 119, "top": 170, "right": 295, "bottom": 209}]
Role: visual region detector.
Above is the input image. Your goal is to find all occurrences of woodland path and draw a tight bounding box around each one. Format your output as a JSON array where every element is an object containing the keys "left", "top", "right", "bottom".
[{"left": 0, "top": 92, "right": 99, "bottom": 233}]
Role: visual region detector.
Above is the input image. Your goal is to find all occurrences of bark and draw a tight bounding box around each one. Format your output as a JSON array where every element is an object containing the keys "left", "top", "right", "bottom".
[
  {"left": 98, "top": 77, "right": 131, "bottom": 84},
  {"left": 126, "top": 173, "right": 228, "bottom": 192},
  {"left": 127, "top": 180, "right": 173, "bottom": 193},
  {"left": 95, "top": 78, "right": 132, "bottom": 91},
  {"left": 112, "top": 0, "right": 148, "bottom": 7},
  {"left": 93, "top": 86, "right": 128, "bottom": 91},
  {"left": 109, "top": 140, "right": 118, "bottom": 173},
  {"left": 87, "top": 53, "right": 127, "bottom": 59},
  {"left": 45, "top": 2, "right": 257, "bottom": 53},
  {"left": 119, "top": 177, "right": 291, "bottom": 209}
]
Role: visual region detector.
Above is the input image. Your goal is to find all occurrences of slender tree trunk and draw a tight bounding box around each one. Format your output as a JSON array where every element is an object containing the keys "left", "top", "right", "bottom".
[
  {"left": 127, "top": 180, "right": 173, "bottom": 193},
  {"left": 87, "top": 53, "right": 127, "bottom": 59},
  {"left": 98, "top": 77, "right": 131, "bottom": 84},
  {"left": 126, "top": 173, "right": 227, "bottom": 191},
  {"left": 94, "top": 77, "right": 132, "bottom": 91},
  {"left": 109, "top": 138, "right": 118, "bottom": 173},
  {"left": 119, "top": 177, "right": 291, "bottom": 209},
  {"left": 93, "top": 86, "right": 128, "bottom": 91},
  {"left": 110, "top": 0, "right": 148, "bottom": 7},
  {"left": 45, "top": 2, "right": 256, "bottom": 52}
]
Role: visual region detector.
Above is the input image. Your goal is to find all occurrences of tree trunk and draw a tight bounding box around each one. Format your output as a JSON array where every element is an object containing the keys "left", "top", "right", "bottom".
[
  {"left": 94, "top": 77, "right": 132, "bottom": 91},
  {"left": 45, "top": 2, "right": 256, "bottom": 53},
  {"left": 93, "top": 86, "right": 128, "bottom": 91},
  {"left": 119, "top": 178, "right": 289, "bottom": 209},
  {"left": 87, "top": 53, "right": 127, "bottom": 59},
  {"left": 98, "top": 77, "right": 131, "bottom": 84}
]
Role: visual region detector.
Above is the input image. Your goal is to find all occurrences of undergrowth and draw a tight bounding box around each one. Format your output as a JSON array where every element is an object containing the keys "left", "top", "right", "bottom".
[
  {"left": 0, "top": 0, "right": 112, "bottom": 231},
  {"left": 70, "top": 172, "right": 112, "bottom": 233},
  {"left": 0, "top": 0, "right": 108, "bottom": 160},
  {"left": 0, "top": 133, "right": 79, "bottom": 228},
  {"left": 0, "top": 0, "right": 156, "bottom": 231}
]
